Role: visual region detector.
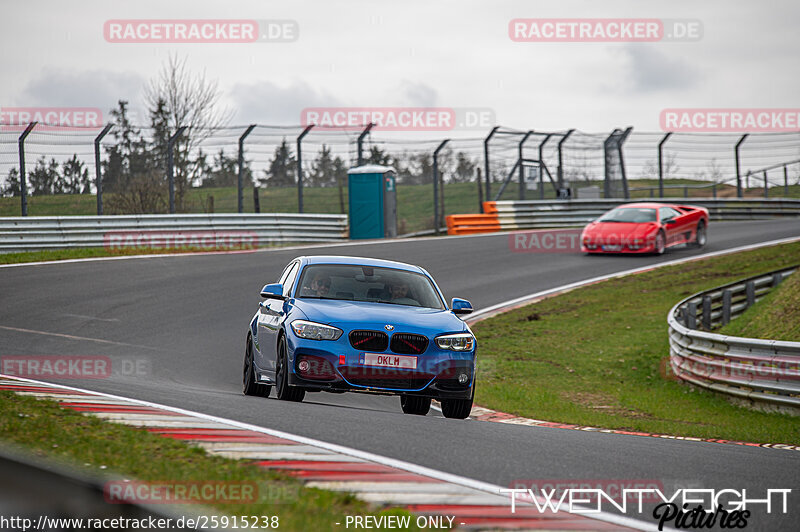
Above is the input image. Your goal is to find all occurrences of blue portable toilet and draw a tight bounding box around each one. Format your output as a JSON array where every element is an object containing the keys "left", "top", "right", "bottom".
[{"left": 348, "top": 165, "right": 397, "bottom": 239}]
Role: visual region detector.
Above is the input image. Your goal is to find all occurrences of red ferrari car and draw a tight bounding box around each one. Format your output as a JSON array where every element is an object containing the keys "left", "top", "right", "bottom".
[{"left": 580, "top": 202, "right": 709, "bottom": 254}]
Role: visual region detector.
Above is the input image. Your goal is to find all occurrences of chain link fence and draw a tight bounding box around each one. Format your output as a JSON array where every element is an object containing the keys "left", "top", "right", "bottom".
[{"left": 2, "top": 123, "right": 799, "bottom": 233}]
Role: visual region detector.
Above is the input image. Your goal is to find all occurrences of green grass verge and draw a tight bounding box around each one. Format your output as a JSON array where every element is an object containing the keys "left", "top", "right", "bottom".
[
  {"left": 472, "top": 241, "right": 800, "bottom": 444},
  {"left": 0, "top": 390, "right": 422, "bottom": 531},
  {"left": 0, "top": 246, "right": 287, "bottom": 265},
  {"left": 719, "top": 268, "right": 800, "bottom": 341}
]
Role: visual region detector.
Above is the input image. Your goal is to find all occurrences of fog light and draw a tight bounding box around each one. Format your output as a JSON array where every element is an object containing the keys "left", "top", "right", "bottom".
[
  {"left": 298, "top": 360, "right": 310, "bottom": 373},
  {"left": 457, "top": 373, "right": 469, "bottom": 384}
]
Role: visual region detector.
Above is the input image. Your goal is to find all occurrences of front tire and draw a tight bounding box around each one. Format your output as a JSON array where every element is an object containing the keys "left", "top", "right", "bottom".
[
  {"left": 440, "top": 397, "right": 473, "bottom": 419},
  {"left": 243, "top": 336, "right": 271, "bottom": 397},
  {"left": 275, "top": 336, "right": 305, "bottom": 402},
  {"left": 654, "top": 231, "right": 666, "bottom": 255},
  {"left": 400, "top": 395, "right": 431, "bottom": 415}
]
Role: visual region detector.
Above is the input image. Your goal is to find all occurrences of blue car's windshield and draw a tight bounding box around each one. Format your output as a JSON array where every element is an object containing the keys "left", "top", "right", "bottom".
[
  {"left": 295, "top": 264, "right": 445, "bottom": 309},
  {"left": 598, "top": 207, "right": 656, "bottom": 223}
]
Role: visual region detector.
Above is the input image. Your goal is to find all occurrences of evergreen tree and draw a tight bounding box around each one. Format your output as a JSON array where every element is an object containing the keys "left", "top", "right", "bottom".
[
  {"left": 309, "top": 145, "right": 338, "bottom": 187},
  {"left": 202, "top": 149, "right": 253, "bottom": 188},
  {"left": 103, "top": 100, "right": 149, "bottom": 193},
  {"left": 60, "top": 155, "right": 90, "bottom": 194},
  {"left": 28, "top": 156, "right": 61, "bottom": 195},
  {"left": 2, "top": 168, "right": 21, "bottom": 197},
  {"left": 452, "top": 152, "right": 477, "bottom": 183},
  {"left": 263, "top": 139, "right": 296, "bottom": 187}
]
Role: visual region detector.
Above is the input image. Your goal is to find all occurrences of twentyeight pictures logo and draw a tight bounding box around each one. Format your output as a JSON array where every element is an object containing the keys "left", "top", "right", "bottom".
[
  {"left": 509, "top": 18, "right": 703, "bottom": 42},
  {"left": 104, "top": 19, "right": 298, "bottom": 43}
]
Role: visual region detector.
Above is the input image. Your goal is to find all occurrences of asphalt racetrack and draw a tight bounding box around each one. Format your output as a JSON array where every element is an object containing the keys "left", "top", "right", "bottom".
[{"left": 2, "top": 219, "right": 799, "bottom": 530}]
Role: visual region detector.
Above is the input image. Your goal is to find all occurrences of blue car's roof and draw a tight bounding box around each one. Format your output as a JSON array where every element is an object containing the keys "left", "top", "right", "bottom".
[{"left": 299, "top": 255, "right": 425, "bottom": 274}]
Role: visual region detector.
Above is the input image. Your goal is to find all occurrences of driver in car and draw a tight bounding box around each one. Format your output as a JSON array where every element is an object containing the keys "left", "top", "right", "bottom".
[
  {"left": 301, "top": 273, "right": 331, "bottom": 297},
  {"left": 387, "top": 279, "right": 418, "bottom": 305}
]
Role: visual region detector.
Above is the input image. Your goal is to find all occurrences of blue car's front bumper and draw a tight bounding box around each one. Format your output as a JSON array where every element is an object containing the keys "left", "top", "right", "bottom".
[{"left": 285, "top": 329, "right": 476, "bottom": 399}]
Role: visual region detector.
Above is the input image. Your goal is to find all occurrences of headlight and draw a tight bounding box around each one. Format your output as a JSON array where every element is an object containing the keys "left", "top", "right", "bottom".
[
  {"left": 436, "top": 333, "right": 475, "bottom": 351},
  {"left": 290, "top": 320, "right": 343, "bottom": 341}
]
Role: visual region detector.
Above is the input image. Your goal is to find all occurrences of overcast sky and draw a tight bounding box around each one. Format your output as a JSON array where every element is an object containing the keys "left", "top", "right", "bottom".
[{"left": 2, "top": 0, "right": 798, "bottom": 134}]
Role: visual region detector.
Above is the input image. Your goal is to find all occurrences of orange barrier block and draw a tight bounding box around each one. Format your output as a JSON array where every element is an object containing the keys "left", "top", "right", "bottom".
[
  {"left": 445, "top": 213, "right": 500, "bottom": 235},
  {"left": 482, "top": 201, "right": 498, "bottom": 214}
]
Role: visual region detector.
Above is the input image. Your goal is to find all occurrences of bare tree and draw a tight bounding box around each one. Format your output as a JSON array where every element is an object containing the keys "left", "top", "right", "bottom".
[{"left": 144, "top": 54, "right": 232, "bottom": 210}]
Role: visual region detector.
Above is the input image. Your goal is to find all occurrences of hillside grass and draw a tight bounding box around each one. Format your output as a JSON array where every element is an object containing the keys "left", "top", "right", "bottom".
[{"left": 719, "top": 269, "right": 800, "bottom": 341}]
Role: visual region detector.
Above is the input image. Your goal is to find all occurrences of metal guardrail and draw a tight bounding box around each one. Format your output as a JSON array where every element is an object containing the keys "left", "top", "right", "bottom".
[
  {"left": 488, "top": 198, "right": 800, "bottom": 229},
  {"left": 446, "top": 198, "right": 800, "bottom": 234},
  {"left": 667, "top": 266, "right": 800, "bottom": 411},
  {"left": 0, "top": 213, "right": 348, "bottom": 253}
]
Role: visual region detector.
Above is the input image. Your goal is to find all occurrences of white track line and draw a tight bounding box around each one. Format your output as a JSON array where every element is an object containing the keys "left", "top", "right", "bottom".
[{"left": 1, "top": 374, "right": 654, "bottom": 531}]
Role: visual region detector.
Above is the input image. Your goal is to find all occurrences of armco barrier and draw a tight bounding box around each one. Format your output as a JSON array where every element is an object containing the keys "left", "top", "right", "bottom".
[
  {"left": 446, "top": 198, "right": 800, "bottom": 235},
  {"left": 0, "top": 213, "right": 348, "bottom": 253},
  {"left": 667, "top": 266, "right": 800, "bottom": 412}
]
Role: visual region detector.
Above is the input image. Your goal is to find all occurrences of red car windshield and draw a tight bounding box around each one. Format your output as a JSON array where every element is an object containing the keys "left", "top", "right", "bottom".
[{"left": 598, "top": 208, "right": 657, "bottom": 223}]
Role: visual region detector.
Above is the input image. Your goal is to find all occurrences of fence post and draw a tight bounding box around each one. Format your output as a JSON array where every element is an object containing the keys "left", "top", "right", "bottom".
[
  {"left": 745, "top": 280, "right": 755, "bottom": 308},
  {"left": 538, "top": 133, "right": 553, "bottom": 200},
  {"left": 763, "top": 171, "right": 769, "bottom": 198},
  {"left": 722, "top": 289, "right": 732, "bottom": 325},
  {"left": 657, "top": 132, "right": 672, "bottom": 198},
  {"left": 94, "top": 124, "right": 113, "bottom": 216},
  {"left": 618, "top": 127, "right": 632, "bottom": 199},
  {"left": 686, "top": 301, "right": 697, "bottom": 329},
  {"left": 603, "top": 129, "right": 619, "bottom": 199},
  {"left": 712, "top": 183, "right": 717, "bottom": 198},
  {"left": 296, "top": 125, "right": 314, "bottom": 214},
  {"left": 167, "top": 126, "right": 187, "bottom": 214},
  {"left": 433, "top": 139, "right": 449, "bottom": 235},
  {"left": 518, "top": 131, "right": 534, "bottom": 200},
  {"left": 772, "top": 273, "right": 783, "bottom": 287},
  {"left": 484, "top": 126, "right": 500, "bottom": 202},
  {"left": 701, "top": 295, "right": 712, "bottom": 330},
  {"left": 784, "top": 165, "right": 790, "bottom": 196},
  {"left": 734, "top": 134, "right": 748, "bottom": 198},
  {"left": 253, "top": 187, "right": 261, "bottom": 214},
  {"left": 476, "top": 167, "right": 484, "bottom": 212},
  {"left": 238, "top": 124, "right": 256, "bottom": 214},
  {"left": 356, "top": 123, "right": 374, "bottom": 166},
  {"left": 18, "top": 121, "right": 37, "bottom": 216},
  {"left": 557, "top": 129, "right": 574, "bottom": 191}
]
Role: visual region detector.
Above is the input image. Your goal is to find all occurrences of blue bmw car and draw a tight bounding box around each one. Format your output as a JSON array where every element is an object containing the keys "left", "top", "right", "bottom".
[{"left": 243, "top": 256, "right": 476, "bottom": 418}]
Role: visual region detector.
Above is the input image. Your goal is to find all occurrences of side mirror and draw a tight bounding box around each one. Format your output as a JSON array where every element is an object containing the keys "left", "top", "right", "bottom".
[
  {"left": 260, "top": 283, "right": 285, "bottom": 299},
  {"left": 451, "top": 298, "right": 473, "bottom": 315}
]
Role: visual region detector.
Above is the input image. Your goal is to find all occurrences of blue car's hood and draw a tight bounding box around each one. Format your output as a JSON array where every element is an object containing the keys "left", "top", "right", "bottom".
[{"left": 293, "top": 299, "right": 467, "bottom": 334}]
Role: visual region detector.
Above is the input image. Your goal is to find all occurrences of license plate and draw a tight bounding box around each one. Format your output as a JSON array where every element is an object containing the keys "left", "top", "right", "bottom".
[
  {"left": 602, "top": 244, "right": 622, "bottom": 251},
  {"left": 362, "top": 353, "right": 417, "bottom": 369}
]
